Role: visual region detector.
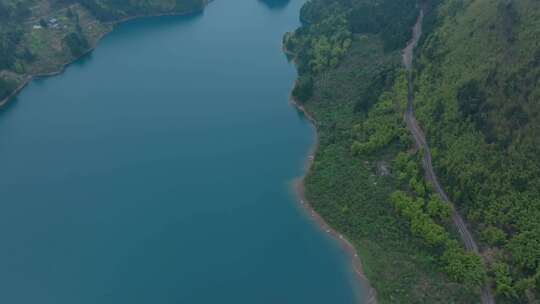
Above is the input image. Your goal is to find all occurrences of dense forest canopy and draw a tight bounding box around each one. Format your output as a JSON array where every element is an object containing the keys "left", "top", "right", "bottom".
[
  {"left": 0, "top": 0, "right": 29, "bottom": 71},
  {"left": 299, "top": 0, "right": 418, "bottom": 51},
  {"left": 286, "top": 0, "right": 485, "bottom": 302},
  {"left": 289, "top": 0, "right": 540, "bottom": 302},
  {"left": 284, "top": 0, "right": 418, "bottom": 102},
  {"left": 414, "top": 0, "right": 540, "bottom": 301}
]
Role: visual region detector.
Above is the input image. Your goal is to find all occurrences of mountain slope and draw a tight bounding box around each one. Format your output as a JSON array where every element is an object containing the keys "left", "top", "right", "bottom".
[
  {"left": 414, "top": 0, "right": 540, "bottom": 302},
  {"left": 289, "top": 0, "right": 540, "bottom": 302},
  {"left": 286, "top": 0, "right": 485, "bottom": 302}
]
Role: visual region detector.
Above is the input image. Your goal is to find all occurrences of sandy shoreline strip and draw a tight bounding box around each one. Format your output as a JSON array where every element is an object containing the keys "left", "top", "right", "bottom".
[{"left": 290, "top": 97, "right": 377, "bottom": 304}]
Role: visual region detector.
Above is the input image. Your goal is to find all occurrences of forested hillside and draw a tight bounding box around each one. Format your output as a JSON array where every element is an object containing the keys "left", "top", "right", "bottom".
[
  {"left": 286, "top": 0, "right": 483, "bottom": 302},
  {"left": 414, "top": 0, "right": 540, "bottom": 302},
  {"left": 0, "top": 0, "right": 206, "bottom": 102},
  {"left": 288, "top": 0, "right": 540, "bottom": 302}
]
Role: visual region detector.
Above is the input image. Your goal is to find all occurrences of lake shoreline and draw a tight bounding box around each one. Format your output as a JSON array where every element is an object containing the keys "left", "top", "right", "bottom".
[
  {"left": 0, "top": 0, "right": 369, "bottom": 301},
  {"left": 289, "top": 95, "right": 377, "bottom": 304},
  {"left": 1, "top": 2, "right": 377, "bottom": 300},
  {"left": 0, "top": 6, "right": 207, "bottom": 108}
]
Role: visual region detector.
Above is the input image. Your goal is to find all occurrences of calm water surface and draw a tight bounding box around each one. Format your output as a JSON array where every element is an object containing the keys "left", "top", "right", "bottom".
[{"left": 0, "top": 0, "right": 363, "bottom": 303}]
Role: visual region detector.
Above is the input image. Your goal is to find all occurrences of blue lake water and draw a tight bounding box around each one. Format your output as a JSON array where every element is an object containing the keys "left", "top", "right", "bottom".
[{"left": 0, "top": 0, "right": 362, "bottom": 302}]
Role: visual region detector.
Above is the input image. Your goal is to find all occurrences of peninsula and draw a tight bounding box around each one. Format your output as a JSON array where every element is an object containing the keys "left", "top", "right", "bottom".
[{"left": 0, "top": 0, "right": 207, "bottom": 105}]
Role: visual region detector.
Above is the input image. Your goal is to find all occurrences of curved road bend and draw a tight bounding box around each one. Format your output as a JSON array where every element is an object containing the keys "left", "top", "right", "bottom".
[{"left": 401, "top": 7, "right": 495, "bottom": 304}]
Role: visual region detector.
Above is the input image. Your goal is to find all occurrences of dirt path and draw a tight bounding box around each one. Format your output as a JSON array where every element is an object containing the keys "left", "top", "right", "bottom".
[{"left": 402, "top": 6, "right": 495, "bottom": 304}]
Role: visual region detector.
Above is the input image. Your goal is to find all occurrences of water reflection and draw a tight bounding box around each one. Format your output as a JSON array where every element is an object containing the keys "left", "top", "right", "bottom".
[
  {"left": 0, "top": 93, "right": 20, "bottom": 116},
  {"left": 258, "top": 0, "right": 291, "bottom": 10},
  {"left": 72, "top": 51, "right": 94, "bottom": 68}
]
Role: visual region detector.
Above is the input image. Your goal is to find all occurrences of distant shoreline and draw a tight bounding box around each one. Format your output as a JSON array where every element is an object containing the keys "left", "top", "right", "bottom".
[
  {"left": 0, "top": 6, "right": 207, "bottom": 108},
  {"left": 289, "top": 94, "right": 377, "bottom": 304}
]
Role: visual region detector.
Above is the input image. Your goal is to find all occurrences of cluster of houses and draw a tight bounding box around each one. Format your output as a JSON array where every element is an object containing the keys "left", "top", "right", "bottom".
[{"left": 33, "top": 17, "right": 64, "bottom": 30}]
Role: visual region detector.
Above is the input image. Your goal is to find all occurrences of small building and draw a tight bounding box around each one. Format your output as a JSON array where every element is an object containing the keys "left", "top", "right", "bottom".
[
  {"left": 47, "top": 18, "right": 58, "bottom": 26},
  {"left": 47, "top": 17, "right": 61, "bottom": 29}
]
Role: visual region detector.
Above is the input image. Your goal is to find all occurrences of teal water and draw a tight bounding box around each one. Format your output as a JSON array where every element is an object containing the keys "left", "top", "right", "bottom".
[{"left": 0, "top": 0, "right": 362, "bottom": 303}]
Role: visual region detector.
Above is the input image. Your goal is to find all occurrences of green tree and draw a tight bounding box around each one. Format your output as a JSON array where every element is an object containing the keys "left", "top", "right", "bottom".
[
  {"left": 480, "top": 226, "right": 507, "bottom": 246},
  {"left": 491, "top": 262, "right": 517, "bottom": 299},
  {"left": 409, "top": 176, "right": 426, "bottom": 198},
  {"left": 292, "top": 75, "right": 313, "bottom": 103},
  {"left": 64, "top": 32, "right": 89, "bottom": 57},
  {"left": 426, "top": 195, "right": 452, "bottom": 222},
  {"left": 507, "top": 228, "right": 540, "bottom": 271},
  {"left": 441, "top": 242, "right": 486, "bottom": 288}
]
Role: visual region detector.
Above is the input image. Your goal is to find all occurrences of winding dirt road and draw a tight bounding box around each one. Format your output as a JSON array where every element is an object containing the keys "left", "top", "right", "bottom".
[{"left": 402, "top": 7, "right": 495, "bottom": 304}]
